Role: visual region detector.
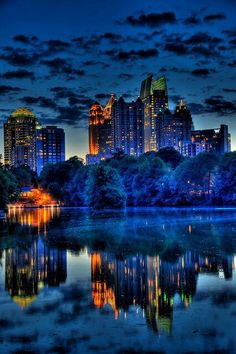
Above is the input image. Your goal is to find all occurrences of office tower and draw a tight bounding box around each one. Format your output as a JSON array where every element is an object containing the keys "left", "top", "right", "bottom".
[
  {"left": 36, "top": 126, "right": 65, "bottom": 175},
  {"left": 87, "top": 97, "right": 114, "bottom": 164},
  {"left": 4, "top": 108, "right": 40, "bottom": 171},
  {"left": 111, "top": 97, "right": 144, "bottom": 156},
  {"left": 89, "top": 102, "right": 104, "bottom": 155},
  {"left": 157, "top": 100, "right": 193, "bottom": 151},
  {"left": 191, "top": 124, "right": 231, "bottom": 156},
  {"left": 99, "top": 95, "right": 114, "bottom": 154},
  {"left": 140, "top": 75, "right": 168, "bottom": 152}
]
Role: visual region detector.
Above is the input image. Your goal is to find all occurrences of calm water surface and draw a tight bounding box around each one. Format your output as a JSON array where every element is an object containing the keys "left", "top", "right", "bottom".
[{"left": 1, "top": 207, "right": 236, "bottom": 354}]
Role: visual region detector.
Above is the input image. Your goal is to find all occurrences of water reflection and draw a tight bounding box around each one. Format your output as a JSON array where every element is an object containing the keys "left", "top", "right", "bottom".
[
  {"left": 5, "top": 237, "right": 67, "bottom": 308},
  {"left": 91, "top": 251, "right": 235, "bottom": 334},
  {"left": 7, "top": 207, "right": 60, "bottom": 233},
  {"left": 1, "top": 207, "right": 236, "bottom": 353}
]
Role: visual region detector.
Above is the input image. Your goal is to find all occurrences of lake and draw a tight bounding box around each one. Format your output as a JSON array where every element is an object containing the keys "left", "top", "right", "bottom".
[{"left": 0, "top": 207, "right": 236, "bottom": 354}]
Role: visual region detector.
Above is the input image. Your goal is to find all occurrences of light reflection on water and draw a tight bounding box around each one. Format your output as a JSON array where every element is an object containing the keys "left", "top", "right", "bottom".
[{"left": 0, "top": 207, "right": 236, "bottom": 353}]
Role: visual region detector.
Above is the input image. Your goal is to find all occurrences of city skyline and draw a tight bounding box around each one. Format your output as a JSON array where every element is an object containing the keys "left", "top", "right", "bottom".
[{"left": 0, "top": 0, "right": 236, "bottom": 159}]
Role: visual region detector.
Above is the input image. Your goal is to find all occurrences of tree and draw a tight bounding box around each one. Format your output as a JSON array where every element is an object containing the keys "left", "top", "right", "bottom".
[
  {"left": 215, "top": 152, "right": 236, "bottom": 204},
  {"left": 11, "top": 166, "right": 38, "bottom": 188},
  {"left": 133, "top": 156, "right": 168, "bottom": 206},
  {"left": 0, "top": 169, "right": 19, "bottom": 209},
  {"left": 86, "top": 165, "right": 126, "bottom": 209},
  {"left": 174, "top": 152, "right": 218, "bottom": 204},
  {"left": 156, "top": 147, "right": 184, "bottom": 169}
]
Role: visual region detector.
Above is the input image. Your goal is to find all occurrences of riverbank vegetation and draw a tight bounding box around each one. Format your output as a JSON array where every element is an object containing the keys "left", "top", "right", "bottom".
[{"left": 1, "top": 148, "right": 236, "bottom": 209}]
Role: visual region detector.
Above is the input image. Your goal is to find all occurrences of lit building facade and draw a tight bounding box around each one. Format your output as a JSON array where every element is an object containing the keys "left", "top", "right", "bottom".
[
  {"left": 36, "top": 125, "right": 65, "bottom": 175},
  {"left": 88, "top": 97, "right": 114, "bottom": 163},
  {"left": 89, "top": 102, "right": 105, "bottom": 155},
  {"left": 4, "top": 108, "right": 40, "bottom": 171},
  {"left": 111, "top": 97, "right": 144, "bottom": 156},
  {"left": 190, "top": 124, "right": 231, "bottom": 156},
  {"left": 157, "top": 100, "right": 193, "bottom": 152},
  {"left": 140, "top": 75, "right": 168, "bottom": 152}
]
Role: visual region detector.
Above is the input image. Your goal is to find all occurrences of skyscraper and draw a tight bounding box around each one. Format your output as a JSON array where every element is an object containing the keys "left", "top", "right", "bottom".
[
  {"left": 140, "top": 75, "right": 168, "bottom": 152},
  {"left": 111, "top": 97, "right": 144, "bottom": 156},
  {"left": 89, "top": 102, "right": 105, "bottom": 155},
  {"left": 157, "top": 100, "right": 193, "bottom": 152},
  {"left": 36, "top": 126, "right": 65, "bottom": 175},
  {"left": 99, "top": 95, "right": 114, "bottom": 154},
  {"left": 4, "top": 108, "right": 40, "bottom": 171}
]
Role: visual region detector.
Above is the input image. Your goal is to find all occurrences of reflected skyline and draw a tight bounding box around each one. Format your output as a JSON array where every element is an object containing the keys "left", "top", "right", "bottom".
[
  {"left": 5, "top": 237, "right": 67, "bottom": 308},
  {"left": 1, "top": 208, "right": 236, "bottom": 353}
]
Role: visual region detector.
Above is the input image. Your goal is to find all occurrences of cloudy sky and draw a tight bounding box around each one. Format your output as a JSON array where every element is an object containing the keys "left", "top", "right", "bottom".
[{"left": 0, "top": 0, "right": 236, "bottom": 159}]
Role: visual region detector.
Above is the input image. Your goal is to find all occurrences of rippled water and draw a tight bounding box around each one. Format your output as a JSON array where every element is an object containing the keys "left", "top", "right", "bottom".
[{"left": 1, "top": 207, "right": 236, "bottom": 353}]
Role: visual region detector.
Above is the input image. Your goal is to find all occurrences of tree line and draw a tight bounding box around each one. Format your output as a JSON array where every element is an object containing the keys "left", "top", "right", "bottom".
[{"left": 1, "top": 147, "right": 236, "bottom": 209}]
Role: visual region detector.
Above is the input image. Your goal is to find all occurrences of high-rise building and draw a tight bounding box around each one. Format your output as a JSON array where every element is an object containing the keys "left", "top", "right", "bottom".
[
  {"left": 4, "top": 108, "right": 40, "bottom": 171},
  {"left": 157, "top": 100, "right": 193, "bottom": 152},
  {"left": 111, "top": 97, "right": 144, "bottom": 156},
  {"left": 87, "top": 96, "right": 114, "bottom": 164},
  {"left": 36, "top": 126, "right": 65, "bottom": 175},
  {"left": 190, "top": 124, "right": 231, "bottom": 156},
  {"left": 140, "top": 75, "right": 168, "bottom": 152},
  {"left": 99, "top": 95, "right": 114, "bottom": 154},
  {"left": 89, "top": 102, "right": 105, "bottom": 155}
]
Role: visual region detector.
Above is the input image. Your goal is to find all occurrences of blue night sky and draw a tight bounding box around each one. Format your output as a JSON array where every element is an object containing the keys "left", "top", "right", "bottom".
[{"left": 0, "top": 0, "right": 235, "bottom": 159}]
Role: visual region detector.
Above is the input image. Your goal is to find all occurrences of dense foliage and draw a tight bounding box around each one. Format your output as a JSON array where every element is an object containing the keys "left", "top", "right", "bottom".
[
  {"left": 1, "top": 148, "right": 236, "bottom": 209},
  {"left": 0, "top": 168, "right": 19, "bottom": 209}
]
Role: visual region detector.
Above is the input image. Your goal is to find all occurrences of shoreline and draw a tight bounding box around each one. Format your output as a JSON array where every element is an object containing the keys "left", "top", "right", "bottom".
[{"left": 5, "top": 205, "right": 236, "bottom": 211}]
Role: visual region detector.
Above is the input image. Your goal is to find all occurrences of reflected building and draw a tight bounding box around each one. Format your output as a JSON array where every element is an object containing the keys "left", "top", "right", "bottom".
[
  {"left": 5, "top": 238, "right": 67, "bottom": 308},
  {"left": 91, "top": 250, "right": 234, "bottom": 334}
]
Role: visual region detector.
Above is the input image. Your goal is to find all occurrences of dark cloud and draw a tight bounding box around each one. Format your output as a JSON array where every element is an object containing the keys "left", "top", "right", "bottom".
[
  {"left": 188, "top": 102, "right": 205, "bottom": 115},
  {"left": 0, "top": 47, "right": 40, "bottom": 66},
  {"left": 2, "top": 69, "right": 35, "bottom": 80},
  {"left": 50, "top": 86, "right": 93, "bottom": 112},
  {"left": 229, "top": 38, "right": 236, "bottom": 46},
  {"left": 185, "top": 33, "right": 223, "bottom": 45},
  {"left": 21, "top": 96, "right": 57, "bottom": 109},
  {"left": 56, "top": 106, "right": 86, "bottom": 126},
  {"left": 222, "top": 29, "right": 236, "bottom": 37},
  {"left": 184, "top": 15, "right": 201, "bottom": 25},
  {"left": 41, "top": 58, "right": 85, "bottom": 78},
  {"left": 223, "top": 88, "right": 236, "bottom": 93},
  {"left": 115, "top": 48, "right": 158, "bottom": 61},
  {"left": 13, "top": 34, "right": 38, "bottom": 44},
  {"left": 0, "top": 85, "right": 23, "bottom": 94},
  {"left": 83, "top": 60, "right": 109, "bottom": 68},
  {"left": 190, "top": 45, "right": 218, "bottom": 58},
  {"left": 118, "top": 73, "right": 134, "bottom": 80},
  {"left": 95, "top": 93, "right": 111, "bottom": 100},
  {"left": 227, "top": 60, "right": 236, "bottom": 67},
  {"left": 164, "top": 43, "right": 189, "bottom": 56},
  {"left": 204, "top": 96, "right": 236, "bottom": 115},
  {"left": 124, "top": 12, "right": 177, "bottom": 27},
  {"left": 191, "top": 69, "right": 216, "bottom": 77},
  {"left": 44, "top": 39, "right": 71, "bottom": 54},
  {"left": 204, "top": 13, "right": 226, "bottom": 22}
]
